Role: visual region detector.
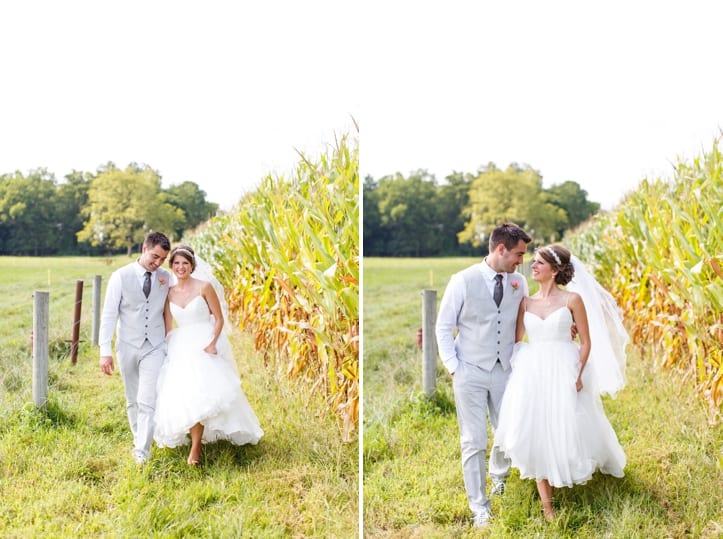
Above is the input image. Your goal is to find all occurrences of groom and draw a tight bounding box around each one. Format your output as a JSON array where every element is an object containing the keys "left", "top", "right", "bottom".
[
  {"left": 99, "top": 231, "right": 171, "bottom": 464},
  {"left": 435, "top": 223, "right": 531, "bottom": 527}
]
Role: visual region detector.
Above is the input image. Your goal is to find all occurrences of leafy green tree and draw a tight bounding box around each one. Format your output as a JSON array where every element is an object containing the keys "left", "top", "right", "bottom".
[
  {"left": 55, "top": 170, "right": 91, "bottom": 253},
  {"left": 362, "top": 175, "right": 387, "bottom": 256},
  {"left": 375, "top": 170, "right": 440, "bottom": 256},
  {"left": 163, "top": 180, "right": 219, "bottom": 240},
  {"left": 364, "top": 162, "right": 603, "bottom": 256},
  {"left": 77, "top": 164, "right": 184, "bottom": 254},
  {"left": 546, "top": 180, "right": 600, "bottom": 236},
  {"left": 434, "top": 171, "right": 476, "bottom": 255},
  {"left": 459, "top": 163, "right": 567, "bottom": 247},
  {"left": 0, "top": 169, "right": 61, "bottom": 254}
]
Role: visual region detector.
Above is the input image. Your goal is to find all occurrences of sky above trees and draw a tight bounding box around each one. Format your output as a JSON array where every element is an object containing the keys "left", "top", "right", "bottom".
[
  {"left": 359, "top": 2, "right": 723, "bottom": 210},
  {"left": 1, "top": 2, "right": 720, "bottom": 213}
]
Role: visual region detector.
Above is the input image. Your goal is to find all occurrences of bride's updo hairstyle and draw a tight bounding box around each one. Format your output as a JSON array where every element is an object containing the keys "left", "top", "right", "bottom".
[
  {"left": 169, "top": 244, "right": 196, "bottom": 273},
  {"left": 538, "top": 244, "right": 574, "bottom": 286}
]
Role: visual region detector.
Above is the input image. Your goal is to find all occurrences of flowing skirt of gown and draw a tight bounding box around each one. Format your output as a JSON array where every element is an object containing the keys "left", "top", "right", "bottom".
[
  {"left": 494, "top": 307, "right": 625, "bottom": 487},
  {"left": 154, "top": 295, "right": 263, "bottom": 448}
]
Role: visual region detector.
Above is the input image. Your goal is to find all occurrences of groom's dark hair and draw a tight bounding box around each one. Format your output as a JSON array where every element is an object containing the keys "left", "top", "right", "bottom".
[
  {"left": 489, "top": 223, "right": 532, "bottom": 252},
  {"left": 144, "top": 231, "right": 171, "bottom": 252}
]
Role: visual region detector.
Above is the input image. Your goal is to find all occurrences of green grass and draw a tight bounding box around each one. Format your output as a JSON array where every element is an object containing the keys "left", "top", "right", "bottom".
[
  {"left": 363, "top": 257, "right": 723, "bottom": 538},
  {"left": 0, "top": 256, "right": 358, "bottom": 538}
]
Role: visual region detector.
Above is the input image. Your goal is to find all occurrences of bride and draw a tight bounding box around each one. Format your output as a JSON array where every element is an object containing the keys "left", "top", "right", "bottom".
[
  {"left": 494, "top": 244, "right": 626, "bottom": 521},
  {"left": 154, "top": 244, "right": 263, "bottom": 465}
]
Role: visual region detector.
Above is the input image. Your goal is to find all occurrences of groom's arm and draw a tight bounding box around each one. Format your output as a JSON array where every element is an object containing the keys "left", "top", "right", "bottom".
[
  {"left": 99, "top": 271, "right": 122, "bottom": 375},
  {"left": 435, "top": 273, "right": 464, "bottom": 375}
]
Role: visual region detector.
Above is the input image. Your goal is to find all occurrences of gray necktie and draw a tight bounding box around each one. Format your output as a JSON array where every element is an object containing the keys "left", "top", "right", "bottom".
[
  {"left": 143, "top": 271, "right": 151, "bottom": 298},
  {"left": 493, "top": 274, "right": 503, "bottom": 307}
]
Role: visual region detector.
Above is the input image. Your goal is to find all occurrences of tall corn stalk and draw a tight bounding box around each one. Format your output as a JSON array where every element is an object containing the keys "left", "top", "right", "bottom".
[
  {"left": 187, "top": 133, "right": 359, "bottom": 440},
  {"left": 568, "top": 136, "right": 723, "bottom": 423}
]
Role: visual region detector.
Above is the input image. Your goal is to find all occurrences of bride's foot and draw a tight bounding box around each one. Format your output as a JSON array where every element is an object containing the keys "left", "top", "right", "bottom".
[
  {"left": 541, "top": 499, "right": 555, "bottom": 522},
  {"left": 187, "top": 423, "right": 204, "bottom": 467},
  {"left": 187, "top": 447, "right": 201, "bottom": 466}
]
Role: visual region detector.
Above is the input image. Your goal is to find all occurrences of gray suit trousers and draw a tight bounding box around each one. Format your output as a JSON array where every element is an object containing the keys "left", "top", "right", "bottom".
[
  {"left": 453, "top": 359, "right": 511, "bottom": 514},
  {"left": 117, "top": 339, "right": 166, "bottom": 458}
]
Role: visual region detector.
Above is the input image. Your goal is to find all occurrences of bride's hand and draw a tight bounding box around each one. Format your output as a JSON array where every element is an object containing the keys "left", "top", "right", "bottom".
[
  {"left": 204, "top": 343, "right": 218, "bottom": 355},
  {"left": 576, "top": 377, "right": 583, "bottom": 392}
]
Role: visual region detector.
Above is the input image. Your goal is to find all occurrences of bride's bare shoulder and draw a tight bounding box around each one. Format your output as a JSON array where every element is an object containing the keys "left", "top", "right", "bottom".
[{"left": 566, "top": 291, "right": 584, "bottom": 307}]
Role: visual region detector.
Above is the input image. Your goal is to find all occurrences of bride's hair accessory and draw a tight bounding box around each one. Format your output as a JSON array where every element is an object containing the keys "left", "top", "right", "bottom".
[
  {"left": 546, "top": 246, "right": 562, "bottom": 266},
  {"left": 172, "top": 247, "right": 195, "bottom": 260},
  {"left": 540, "top": 244, "right": 574, "bottom": 285}
]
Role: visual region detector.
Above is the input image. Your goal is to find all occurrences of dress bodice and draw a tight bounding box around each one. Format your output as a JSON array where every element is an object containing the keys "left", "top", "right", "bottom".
[
  {"left": 169, "top": 295, "right": 211, "bottom": 327},
  {"left": 524, "top": 307, "right": 573, "bottom": 343}
]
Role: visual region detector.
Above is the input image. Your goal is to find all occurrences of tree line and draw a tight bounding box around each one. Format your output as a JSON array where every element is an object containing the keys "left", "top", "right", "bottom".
[
  {"left": 0, "top": 163, "right": 219, "bottom": 255},
  {"left": 363, "top": 163, "right": 600, "bottom": 257}
]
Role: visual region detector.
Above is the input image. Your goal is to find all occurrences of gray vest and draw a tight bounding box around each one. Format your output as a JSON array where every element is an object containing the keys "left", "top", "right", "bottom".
[
  {"left": 116, "top": 264, "right": 170, "bottom": 349},
  {"left": 454, "top": 265, "right": 525, "bottom": 371}
]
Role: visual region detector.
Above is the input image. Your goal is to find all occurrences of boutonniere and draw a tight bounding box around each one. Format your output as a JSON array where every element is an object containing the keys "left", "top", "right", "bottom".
[
  {"left": 158, "top": 277, "right": 166, "bottom": 286},
  {"left": 510, "top": 281, "right": 519, "bottom": 291}
]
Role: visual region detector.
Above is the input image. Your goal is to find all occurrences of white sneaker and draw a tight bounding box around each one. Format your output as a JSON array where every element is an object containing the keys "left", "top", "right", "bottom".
[
  {"left": 490, "top": 479, "right": 506, "bottom": 496},
  {"left": 133, "top": 451, "right": 148, "bottom": 465},
  {"left": 472, "top": 508, "right": 492, "bottom": 528}
]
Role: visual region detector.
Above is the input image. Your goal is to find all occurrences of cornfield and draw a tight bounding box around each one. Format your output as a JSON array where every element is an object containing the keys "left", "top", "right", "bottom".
[
  {"left": 567, "top": 136, "right": 723, "bottom": 423},
  {"left": 187, "top": 132, "right": 359, "bottom": 440}
]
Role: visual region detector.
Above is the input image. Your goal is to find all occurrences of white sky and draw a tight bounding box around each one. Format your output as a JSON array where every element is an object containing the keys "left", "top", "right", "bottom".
[
  {"left": 0, "top": 1, "right": 359, "bottom": 211},
  {"left": 359, "top": 1, "right": 723, "bottom": 210},
  {"left": 2, "top": 3, "right": 721, "bottom": 213}
]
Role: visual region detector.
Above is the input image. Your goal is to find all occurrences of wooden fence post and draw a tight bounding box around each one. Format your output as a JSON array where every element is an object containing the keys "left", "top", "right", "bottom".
[
  {"left": 91, "top": 275, "right": 101, "bottom": 346},
  {"left": 33, "top": 291, "right": 49, "bottom": 409},
  {"left": 70, "top": 280, "right": 83, "bottom": 365},
  {"left": 421, "top": 289, "right": 437, "bottom": 397}
]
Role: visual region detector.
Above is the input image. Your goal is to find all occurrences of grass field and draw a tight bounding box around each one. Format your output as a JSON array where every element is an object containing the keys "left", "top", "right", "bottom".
[
  {"left": 362, "top": 257, "right": 723, "bottom": 538},
  {"left": 0, "top": 256, "right": 358, "bottom": 538}
]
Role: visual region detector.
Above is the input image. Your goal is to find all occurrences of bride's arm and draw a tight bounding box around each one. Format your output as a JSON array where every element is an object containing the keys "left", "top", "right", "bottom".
[
  {"left": 201, "top": 281, "right": 224, "bottom": 353},
  {"left": 570, "top": 292, "right": 590, "bottom": 391},
  {"left": 514, "top": 298, "right": 526, "bottom": 343},
  {"left": 163, "top": 296, "right": 173, "bottom": 335}
]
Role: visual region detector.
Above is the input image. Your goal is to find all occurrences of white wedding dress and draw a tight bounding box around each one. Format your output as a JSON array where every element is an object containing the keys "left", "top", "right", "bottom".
[
  {"left": 494, "top": 306, "right": 625, "bottom": 487},
  {"left": 154, "top": 295, "right": 263, "bottom": 448}
]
